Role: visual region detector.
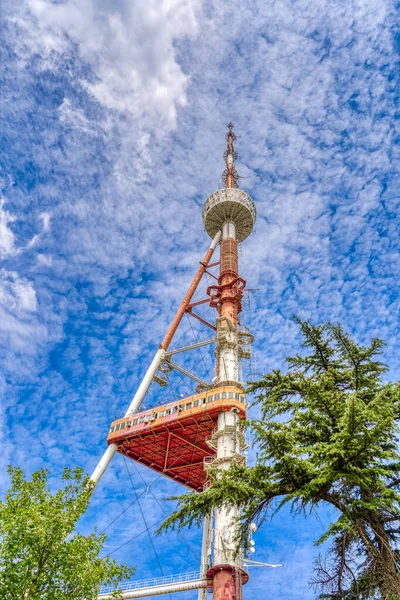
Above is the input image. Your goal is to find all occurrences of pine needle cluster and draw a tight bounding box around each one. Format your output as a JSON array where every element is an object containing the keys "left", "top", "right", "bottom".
[{"left": 160, "top": 319, "right": 400, "bottom": 599}]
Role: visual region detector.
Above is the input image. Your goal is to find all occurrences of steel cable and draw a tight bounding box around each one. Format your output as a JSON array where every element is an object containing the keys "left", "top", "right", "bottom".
[
  {"left": 131, "top": 461, "right": 200, "bottom": 564},
  {"left": 123, "top": 457, "right": 173, "bottom": 600}
]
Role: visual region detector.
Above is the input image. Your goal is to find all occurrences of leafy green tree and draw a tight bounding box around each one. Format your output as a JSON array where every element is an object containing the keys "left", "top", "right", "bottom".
[
  {"left": 0, "top": 465, "right": 133, "bottom": 599},
  {"left": 160, "top": 319, "right": 400, "bottom": 599}
]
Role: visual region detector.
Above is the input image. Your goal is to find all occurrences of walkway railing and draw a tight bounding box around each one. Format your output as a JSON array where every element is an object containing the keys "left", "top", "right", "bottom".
[{"left": 99, "top": 570, "right": 202, "bottom": 595}]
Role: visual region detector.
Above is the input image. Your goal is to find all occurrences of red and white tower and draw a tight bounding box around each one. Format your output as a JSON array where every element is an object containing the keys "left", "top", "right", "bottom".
[
  {"left": 202, "top": 124, "right": 256, "bottom": 600},
  {"left": 92, "top": 125, "right": 256, "bottom": 600}
]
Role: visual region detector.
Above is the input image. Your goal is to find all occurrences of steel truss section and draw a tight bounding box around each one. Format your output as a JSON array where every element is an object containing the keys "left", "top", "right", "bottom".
[
  {"left": 94, "top": 125, "right": 259, "bottom": 600},
  {"left": 167, "top": 338, "right": 215, "bottom": 356},
  {"left": 159, "top": 358, "right": 210, "bottom": 389},
  {"left": 90, "top": 231, "right": 221, "bottom": 486}
]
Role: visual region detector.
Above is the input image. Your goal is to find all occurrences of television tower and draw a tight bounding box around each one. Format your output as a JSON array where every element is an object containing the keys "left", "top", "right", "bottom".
[
  {"left": 201, "top": 123, "right": 255, "bottom": 600},
  {"left": 92, "top": 124, "right": 257, "bottom": 600}
]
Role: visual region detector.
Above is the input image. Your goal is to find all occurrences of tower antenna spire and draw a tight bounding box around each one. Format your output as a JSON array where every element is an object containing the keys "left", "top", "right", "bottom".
[
  {"left": 92, "top": 123, "right": 258, "bottom": 600},
  {"left": 223, "top": 122, "right": 239, "bottom": 188}
]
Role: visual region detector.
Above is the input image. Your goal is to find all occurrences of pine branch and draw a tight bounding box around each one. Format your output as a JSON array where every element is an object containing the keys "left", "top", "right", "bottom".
[{"left": 159, "top": 320, "right": 400, "bottom": 600}]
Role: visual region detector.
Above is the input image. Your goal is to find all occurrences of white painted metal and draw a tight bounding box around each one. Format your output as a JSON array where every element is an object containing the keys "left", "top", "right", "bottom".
[
  {"left": 90, "top": 348, "right": 165, "bottom": 485},
  {"left": 243, "top": 560, "right": 284, "bottom": 568},
  {"left": 90, "top": 443, "right": 118, "bottom": 486},
  {"left": 222, "top": 221, "right": 236, "bottom": 239},
  {"left": 167, "top": 338, "right": 215, "bottom": 355},
  {"left": 202, "top": 189, "right": 256, "bottom": 243},
  {"left": 125, "top": 348, "right": 166, "bottom": 416},
  {"left": 100, "top": 571, "right": 202, "bottom": 594},
  {"left": 219, "top": 342, "right": 239, "bottom": 382},
  {"left": 209, "top": 230, "right": 222, "bottom": 250},
  {"left": 99, "top": 579, "right": 207, "bottom": 599},
  {"left": 213, "top": 410, "right": 242, "bottom": 567},
  {"left": 198, "top": 513, "right": 213, "bottom": 600},
  {"left": 90, "top": 232, "right": 221, "bottom": 487},
  {"left": 213, "top": 219, "right": 246, "bottom": 570}
]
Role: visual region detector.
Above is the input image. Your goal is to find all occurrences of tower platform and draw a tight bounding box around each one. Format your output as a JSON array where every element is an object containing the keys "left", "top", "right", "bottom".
[{"left": 107, "top": 384, "right": 246, "bottom": 491}]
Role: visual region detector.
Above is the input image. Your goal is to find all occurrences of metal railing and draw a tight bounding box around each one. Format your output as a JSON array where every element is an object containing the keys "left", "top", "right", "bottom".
[{"left": 99, "top": 571, "right": 202, "bottom": 595}]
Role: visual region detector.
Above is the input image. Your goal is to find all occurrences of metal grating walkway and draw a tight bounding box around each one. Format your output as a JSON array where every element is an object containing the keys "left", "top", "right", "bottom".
[{"left": 99, "top": 570, "right": 202, "bottom": 595}]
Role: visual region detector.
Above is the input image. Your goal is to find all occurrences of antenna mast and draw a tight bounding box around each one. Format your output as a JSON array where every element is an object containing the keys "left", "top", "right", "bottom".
[{"left": 92, "top": 124, "right": 257, "bottom": 600}]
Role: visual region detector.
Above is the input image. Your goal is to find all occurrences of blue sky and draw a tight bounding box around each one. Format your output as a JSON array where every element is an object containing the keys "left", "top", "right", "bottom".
[{"left": 1, "top": 0, "right": 399, "bottom": 598}]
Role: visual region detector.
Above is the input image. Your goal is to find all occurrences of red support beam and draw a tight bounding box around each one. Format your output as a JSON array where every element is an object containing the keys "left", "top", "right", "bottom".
[
  {"left": 187, "top": 311, "right": 217, "bottom": 331},
  {"left": 205, "top": 270, "right": 219, "bottom": 281},
  {"left": 169, "top": 431, "right": 213, "bottom": 456},
  {"left": 168, "top": 461, "right": 205, "bottom": 472},
  {"left": 160, "top": 235, "right": 220, "bottom": 351},
  {"left": 186, "top": 298, "right": 210, "bottom": 309},
  {"left": 163, "top": 432, "right": 171, "bottom": 472}
]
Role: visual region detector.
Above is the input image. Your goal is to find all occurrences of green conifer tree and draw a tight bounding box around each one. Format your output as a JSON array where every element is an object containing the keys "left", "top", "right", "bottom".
[
  {"left": 160, "top": 319, "right": 400, "bottom": 599},
  {"left": 0, "top": 466, "right": 134, "bottom": 599}
]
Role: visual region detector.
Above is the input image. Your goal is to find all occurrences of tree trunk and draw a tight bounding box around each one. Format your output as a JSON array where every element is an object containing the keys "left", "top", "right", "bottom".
[{"left": 368, "top": 518, "right": 400, "bottom": 599}]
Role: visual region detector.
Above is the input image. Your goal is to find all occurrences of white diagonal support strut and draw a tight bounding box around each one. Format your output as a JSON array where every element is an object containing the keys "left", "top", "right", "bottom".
[
  {"left": 89, "top": 232, "right": 221, "bottom": 488},
  {"left": 162, "top": 359, "right": 210, "bottom": 389},
  {"left": 167, "top": 338, "right": 215, "bottom": 355},
  {"left": 90, "top": 348, "right": 165, "bottom": 485}
]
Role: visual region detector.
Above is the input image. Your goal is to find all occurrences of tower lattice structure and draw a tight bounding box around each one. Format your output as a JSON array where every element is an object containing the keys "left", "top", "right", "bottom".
[{"left": 92, "top": 125, "right": 256, "bottom": 600}]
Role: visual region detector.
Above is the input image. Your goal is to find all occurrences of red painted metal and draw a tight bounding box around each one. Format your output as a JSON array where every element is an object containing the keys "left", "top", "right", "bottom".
[
  {"left": 206, "top": 237, "right": 245, "bottom": 328},
  {"left": 205, "top": 269, "right": 219, "bottom": 281},
  {"left": 107, "top": 386, "right": 246, "bottom": 491},
  {"left": 223, "top": 123, "right": 239, "bottom": 189},
  {"left": 160, "top": 243, "right": 218, "bottom": 351},
  {"left": 220, "top": 239, "right": 239, "bottom": 274},
  {"left": 186, "top": 310, "right": 217, "bottom": 332},
  {"left": 207, "top": 565, "right": 249, "bottom": 600},
  {"left": 207, "top": 277, "right": 246, "bottom": 321},
  {"left": 186, "top": 298, "right": 210, "bottom": 309},
  {"left": 219, "top": 238, "right": 241, "bottom": 325},
  {"left": 208, "top": 123, "right": 249, "bottom": 599},
  {"left": 105, "top": 125, "right": 250, "bottom": 600}
]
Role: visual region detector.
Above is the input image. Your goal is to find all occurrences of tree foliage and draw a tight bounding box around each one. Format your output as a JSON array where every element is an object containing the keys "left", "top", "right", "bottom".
[
  {"left": 160, "top": 319, "right": 400, "bottom": 599},
  {"left": 0, "top": 466, "right": 133, "bottom": 599}
]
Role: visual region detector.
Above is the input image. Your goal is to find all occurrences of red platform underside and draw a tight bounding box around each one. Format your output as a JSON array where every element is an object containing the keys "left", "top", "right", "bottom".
[{"left": 115, "top": 410, "right": 221, "bottom": 491}]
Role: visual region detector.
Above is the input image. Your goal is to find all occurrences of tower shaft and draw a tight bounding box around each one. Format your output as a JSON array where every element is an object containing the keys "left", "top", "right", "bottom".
[
  {"left": 204, "top": 125, "right": 254, "bottom": 600},
  {"left": 216, "top": 223, "right": 240, "bottom": 383},
  {"left": 93, "top": 124, "right": 256, "bottom": 600},
  {"left": 211, "top": 227, "right": 245, "bottom": 600}
]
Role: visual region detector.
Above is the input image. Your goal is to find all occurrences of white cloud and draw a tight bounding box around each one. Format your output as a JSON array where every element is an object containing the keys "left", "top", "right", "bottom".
[
  {"left": 2, "top": 1, "right": 399, "bottom": 596},
  {"left": 0, "top": 269, "right": 37, "bottom": 317},
  {"left": 0, "top": 270, "right": 47, "bottom": 381},
  {"left": 26, "top": 0, "right": 200, "bottom": 127},
  {"left": 0, "top": 198, "right": 15, "bottom": 258},
  {"left": 58, "top": 99, "right": 96, "bottom": 134},
  {"left": 0, "top": 199, "right": 51, "bottom": 255},
  {"left": 40, "top": 213, "right": 51, "bottom": 232},
  {"left": 36, "top": 253, "right": 52, "bottom": 267}
]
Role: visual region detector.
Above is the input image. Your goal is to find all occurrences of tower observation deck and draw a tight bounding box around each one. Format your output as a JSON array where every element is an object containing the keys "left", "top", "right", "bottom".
[{"left": 94, "top": 124, "right": 256, "bottom": 600}]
